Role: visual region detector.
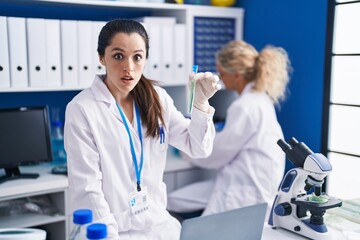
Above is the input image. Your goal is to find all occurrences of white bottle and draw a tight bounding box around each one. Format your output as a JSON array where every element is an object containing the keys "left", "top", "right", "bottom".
[
  {"left": 67, "top": 209, "right": 93, "bottom": 240},
  {"left": 86, "top": 223, "right": 107, "bottom": 240}
]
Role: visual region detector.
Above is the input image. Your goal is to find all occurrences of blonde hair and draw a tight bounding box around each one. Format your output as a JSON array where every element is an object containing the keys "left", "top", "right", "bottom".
[{"left": 216, "top": 40, "right": 291, "bottom": 105}]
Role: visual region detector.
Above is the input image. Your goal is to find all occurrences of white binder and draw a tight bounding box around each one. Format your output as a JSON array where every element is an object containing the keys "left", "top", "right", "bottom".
[
  {"left": 7, "top": 17, "right": 28, "bottom": 88},
  {"left": 136, "top": 17, "right": 176, "bottom": 82},
  {"left": 139, "top": 22, "right": 150, "bottom": 77},
  {"left": 27, "top": 18, "right": 47, "bottom": 87},
  {"left": 78, "top": 20, "right": 93, "bottom": 87},
  {"left": 91, "top": 21, "right": 106, "bottom": 76},
  {"left": 146, "top": 23, "right": 162, "bottom": 81},
  {"left": 161, "top": 23, "right": 174, "bottom": 85},
  {"left": 0, "top": 16, "right": 10, "bottom": 88},
  {"left": 61, "top": 20, "right": 78, "bottom": 86},
  {"left": 174, "top": 24, "right": 187, "bottom": 85},
  {"left": 45, "top": 19, "right": 62, "bottom": 87}
]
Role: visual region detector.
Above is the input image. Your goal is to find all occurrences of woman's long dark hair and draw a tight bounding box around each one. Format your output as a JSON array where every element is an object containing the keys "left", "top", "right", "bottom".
[{"left": 98, "top": 19, "right": 165, "bottom": 138}]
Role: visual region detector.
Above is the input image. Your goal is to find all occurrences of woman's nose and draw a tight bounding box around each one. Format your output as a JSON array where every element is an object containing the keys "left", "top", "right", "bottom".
[{"left": 123, "top": 59, "right": 134, "bottom": 73}]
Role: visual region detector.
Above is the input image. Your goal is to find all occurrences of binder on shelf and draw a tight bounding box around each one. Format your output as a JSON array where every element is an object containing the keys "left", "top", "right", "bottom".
[
  {"left": 0, "top": 16, "right": 10, "bottom": 88},
  {"left": 139, "top": 22, "right": 150, "bottom": 77},
  {"left": 7, "top": 17, "right": 28, "bottom": 88},
  {"left": 136, "top": 17, "right": 177, "bottom": 84},
  {"left": 173, "top": 24, "right": 187, "bottom": 85},
  {"left": 27, "top": 18, "right": 47, "bottom": 87},
  {"left": 61, "top": 20, "right": 78, "bottom": 86},
  {"left": 161, "top": 23, "right": 174, "bottom": 85},
  {"left": 144, "top": 23, "right": 162, "bottom": 81},
  {"left": 78, "top": 20, "right": 93, "bottom": 87},
  {"left": 91, "top": 21, "right": 106, "bottom": 76},
  {"left": 45, "top": 19, "right": 62, "bottom": 87}
]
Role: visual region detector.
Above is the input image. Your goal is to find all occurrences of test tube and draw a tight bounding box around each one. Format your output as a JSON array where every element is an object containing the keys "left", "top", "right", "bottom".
[{"left": 188, "top": 65, "right": 199, "bottom": 114}]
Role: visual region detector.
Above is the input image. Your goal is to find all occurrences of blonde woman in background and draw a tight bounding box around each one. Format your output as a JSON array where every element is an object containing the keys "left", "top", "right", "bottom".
[{"left": 168, "top": 40, "right": 292, "bottom": 219}]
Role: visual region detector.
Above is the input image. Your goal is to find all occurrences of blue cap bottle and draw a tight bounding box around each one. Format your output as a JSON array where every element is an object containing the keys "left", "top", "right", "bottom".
[
  {"left": 87, "top": 223, "right": 107, "bottom": 240},
  {"left": 73, "top": 209, "right": 93, "bottom": 224},
  {"left": 67, "top": 209, "right": 93, "bottom": 240}
]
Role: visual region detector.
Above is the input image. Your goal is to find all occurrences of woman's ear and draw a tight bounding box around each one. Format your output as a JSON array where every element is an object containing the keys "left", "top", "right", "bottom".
[
  {"left": 234, "top": 72, "right": 242, "bottom": 82},
  {"left": 99, "top": 55, "right": 105, "bottom": 66}
]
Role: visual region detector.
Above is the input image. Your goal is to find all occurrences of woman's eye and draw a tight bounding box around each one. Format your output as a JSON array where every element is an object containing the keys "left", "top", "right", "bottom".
[
  {"left": 114, "top": 53, "right": 123, "bottom": 60},
  {"left": 134, "top": 54, "right": 143, "bottom": 62}
]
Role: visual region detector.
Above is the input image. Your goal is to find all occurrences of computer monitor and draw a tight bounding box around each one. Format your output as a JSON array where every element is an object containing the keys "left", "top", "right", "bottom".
[
  {"left": 209, "top": 89, "right": 238, "bottom": 122},
  {"left": 0, "top": 106, "right": 52, "bottom": 184}
]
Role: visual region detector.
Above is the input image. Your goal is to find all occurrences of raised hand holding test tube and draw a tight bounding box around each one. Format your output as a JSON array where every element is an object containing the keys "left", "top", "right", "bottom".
[
  {"left": 188, "top": 65, "right": 221, "bottom": 114},
  {"left": 188, "top": 65, "right": 199, "bottom": 114}
]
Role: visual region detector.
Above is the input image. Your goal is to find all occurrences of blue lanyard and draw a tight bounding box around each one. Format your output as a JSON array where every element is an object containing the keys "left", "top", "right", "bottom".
[{"left": 116, "top": 101, "right": 143, "bottom": 192}]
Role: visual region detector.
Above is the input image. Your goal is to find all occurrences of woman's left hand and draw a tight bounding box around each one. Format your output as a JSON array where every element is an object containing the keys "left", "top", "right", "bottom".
[{"left": 192, "top": 72, "right": 221, "bottom": 112}]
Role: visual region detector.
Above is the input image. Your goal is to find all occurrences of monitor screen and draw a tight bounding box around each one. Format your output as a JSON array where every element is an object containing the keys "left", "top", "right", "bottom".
[
  {"left": 209, "top": 89, "right": 238, "bottom": 122},
  {"left": 0, "top": 106, "right": 52, "bottom": 183}
]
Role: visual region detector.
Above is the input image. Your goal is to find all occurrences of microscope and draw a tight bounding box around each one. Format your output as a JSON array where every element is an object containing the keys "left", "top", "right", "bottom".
[{"left": 268, "top": 137, "right": 342, "bottom": 240}]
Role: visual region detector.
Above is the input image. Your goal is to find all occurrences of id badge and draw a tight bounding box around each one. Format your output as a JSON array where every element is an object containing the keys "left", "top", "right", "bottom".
[{"left": 129, "top": 186, "right": 149, "bottom": 215}]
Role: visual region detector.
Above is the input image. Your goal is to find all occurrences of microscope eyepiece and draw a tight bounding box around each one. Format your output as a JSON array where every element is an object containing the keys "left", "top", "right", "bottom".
[
  {"left": 277, "top": 139, "right": 291, "bottom": 152},
  {"left": 277, "top": 137, "right": 315, "bottom": 168},
  {"left": 289, "top": 137, "right": 299, "bottom": 147}
]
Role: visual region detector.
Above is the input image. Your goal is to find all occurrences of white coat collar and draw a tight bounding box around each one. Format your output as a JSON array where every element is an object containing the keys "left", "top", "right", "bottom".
[
  {"left": 91, "top": 74, "right": 114, "bottom": 104},
  {"left": 90, "top": 75, "right": 139, "bottom": 133},
  {"left": 90, "top": 74, "right": 123, "bottom": 123},
  {"left": 241, "top": 81, "right": 255, "bottom": 95}
]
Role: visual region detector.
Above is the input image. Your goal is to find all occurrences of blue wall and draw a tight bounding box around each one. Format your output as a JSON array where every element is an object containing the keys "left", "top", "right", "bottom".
[{"left": 237, "top": 1, "right": 328, "bottom": 168}]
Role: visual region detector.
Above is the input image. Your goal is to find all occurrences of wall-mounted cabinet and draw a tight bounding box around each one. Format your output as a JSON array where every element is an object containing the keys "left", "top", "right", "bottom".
[
  {"left": 0, "top": 0, "right": 243, "bottom": 92},
  {"left": 0, "top": 0, "right": 244, "bottom": 114}
]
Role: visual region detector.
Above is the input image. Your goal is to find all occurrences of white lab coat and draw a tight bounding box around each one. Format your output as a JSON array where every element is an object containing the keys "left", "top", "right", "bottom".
[
  {"left": 168, "top": 82, "right": 285, "bottom": 218},
  {"left": 64, "top": 75, "right": 216, "bottom": 239}
]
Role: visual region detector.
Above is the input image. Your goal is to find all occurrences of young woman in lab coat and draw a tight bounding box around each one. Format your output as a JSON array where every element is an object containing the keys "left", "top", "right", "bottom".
[
  {"left": 168, "top": 40, "right": 291, "bottom": 218},
  {"left": 64, "top": 19, "right": 220, "bottom": 239}
]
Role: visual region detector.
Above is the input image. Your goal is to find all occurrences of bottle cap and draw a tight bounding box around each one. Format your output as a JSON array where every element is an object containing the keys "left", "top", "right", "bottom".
[
  {"left": 87, "top": 223, "right": 107, "bottom": 239},
  {"left": 73, "top": 209, "right": 92, "bottom": 224}
]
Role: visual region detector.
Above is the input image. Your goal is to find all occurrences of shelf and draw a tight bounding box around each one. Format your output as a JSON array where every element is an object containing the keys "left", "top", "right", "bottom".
[
  {"left": 34, "top": 0, "right": 239, "bottom": 11},
  {"left": 37, "top": 0, "right": 188, "bottom": 10},
  {"left": 0, "top": 83, "right": 186, "bottom": 93},
  {"left": 0, "top": 86, "right": 86, "bottom": 93},
  {"left": 0, "top": 164, "right": 68, "bottom": 200},
  {"left": 0, "top": 164, "right": 68, "bottom": 239},
  {"left": 0, "top": 0, "right": 243, "bottom": 93},
  {"left": 0, "top": 212, "right": 66, "bottom": 228}
]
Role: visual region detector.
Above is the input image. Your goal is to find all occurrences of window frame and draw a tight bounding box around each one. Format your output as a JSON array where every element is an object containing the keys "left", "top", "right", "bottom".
[{"left": 322, "top": 0, "right": 360, "bottom": 195}]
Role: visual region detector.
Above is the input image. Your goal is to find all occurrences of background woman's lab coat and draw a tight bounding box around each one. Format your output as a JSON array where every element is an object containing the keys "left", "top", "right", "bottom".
[
  {"left": 168, "top": 82, "right": 285, "bottom": 218},
  {"left": 64, "top": 75, "right": 216, "bottom": 239}
]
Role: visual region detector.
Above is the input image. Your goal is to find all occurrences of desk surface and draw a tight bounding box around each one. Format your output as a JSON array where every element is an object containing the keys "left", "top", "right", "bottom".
[
  {"left": 0, "top": 161, "right": 356, "bottom": 239},
  {"left": 0, "top": 156, "right": 191, "bottom": 200},
  {"left": 0, "top": 164, "right": 68, "bottom": 200},
  {"left": 262, "top": 222, "right": 347, "bottom": 240}
]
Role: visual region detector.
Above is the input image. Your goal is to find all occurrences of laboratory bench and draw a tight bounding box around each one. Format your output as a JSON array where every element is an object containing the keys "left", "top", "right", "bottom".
[
  {"left": 0, "top": 159, "right": 358, "bottom": 240},
  {"left": 0, "top": 154, "right": 212, "bottom": 239},
  {"left": 166, "top": 154, "right": 360, "bottom": 240},
  {"left": 262, "top": 224, "right": 347, "bottom": 240},
  {"left": 0, "top": 164, "right": 68, "bottom": 240}
]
